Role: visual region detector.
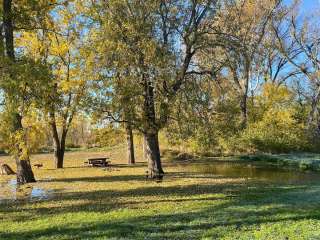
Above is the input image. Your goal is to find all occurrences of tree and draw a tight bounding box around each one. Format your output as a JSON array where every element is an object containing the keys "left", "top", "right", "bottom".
[
  {"left": 86, "top": 0, "right": 216, "bottom": 179},
  {"left": 272, "top": 2, "right": 320, "bottom": 131},
  {"left": 1, "top": 0, "right": 53, "bottom": 183},
  {"left": 200, "top": 0, "right": 281, "bottom": 128},
  {"left": 2, "top": 0, "right": 36, "bottom": 183},
  {"left": 19, "top": 1, "right": 89, "bottom": 168}
]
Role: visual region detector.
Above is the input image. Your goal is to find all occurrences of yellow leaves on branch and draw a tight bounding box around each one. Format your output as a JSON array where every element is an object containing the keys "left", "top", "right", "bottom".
[{"left": 260, "top": 83, "right": 293, "bottom": 108}]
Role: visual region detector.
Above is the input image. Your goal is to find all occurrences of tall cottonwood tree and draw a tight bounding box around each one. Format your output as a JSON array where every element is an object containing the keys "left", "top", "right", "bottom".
[
  {"left": 2, "top": 0, "right": 37, "bottom": 183},
  {"left": 1, "top": 0, "right": 53, "bottom": 183},
  {"left": 86, "top": 0, "right": 216, "bottom": 179}
]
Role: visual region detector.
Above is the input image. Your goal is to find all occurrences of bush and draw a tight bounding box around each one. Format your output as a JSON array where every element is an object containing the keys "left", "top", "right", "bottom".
[
  {"left": 238, "top": 154, "right": 280, "bottom": 162},
  {"left": 91, "top": 126, "right": 125, "bottom": 148},
  {"left": 65, "top": 143, "right": 82, "bottom": 149},
  {"left": 239, "top": 109, "right": 309, "bottom": 153}
]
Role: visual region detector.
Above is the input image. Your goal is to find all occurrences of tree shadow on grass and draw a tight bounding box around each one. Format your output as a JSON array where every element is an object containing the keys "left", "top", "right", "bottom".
[
  {"left": 1, "top": 189, "right": 320, "bottom": 240},
  {"left": 1, "top": 170, "right": 320, "bottom": 239}
]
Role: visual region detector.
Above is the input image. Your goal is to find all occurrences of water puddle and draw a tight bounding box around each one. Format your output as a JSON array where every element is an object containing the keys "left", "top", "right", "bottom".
[
  {"left": 0, "top": 178, "right": 54, "bottom": 203},
  {"left": 183, "top": 162, "right": 320, "bottom": 184}
]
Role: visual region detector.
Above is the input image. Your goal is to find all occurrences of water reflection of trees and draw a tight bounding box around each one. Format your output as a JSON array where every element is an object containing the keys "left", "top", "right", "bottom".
[{"left": 187, "top": 163, "right": 320, "bottom": 184}]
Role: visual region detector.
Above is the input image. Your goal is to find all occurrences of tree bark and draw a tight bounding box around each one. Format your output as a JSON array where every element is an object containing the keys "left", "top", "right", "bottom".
[
  {"left": 53, "top": 143, "right": 65, "bottom": 169},
  {"left": 143, "top": 135, "right": 147, "bottom": 161},
  {"left": 50, "top": 113, "right": 67, "bottom": 169},
  {"left": 125, "top": 122, "right": 135, "bottom": 164},
  {"left": 3, "top": 0, "right": 14, "bottom": 59},
  {"left": 0, "top": 24, "right": 4, "bottom": 56},
  {"left": 4, "top": 0, "right": 35, "bottom": 184},
  {"left": 145, "top": 131, "right": 164, "bottom": 179},
  {"left": 143, "top": 76, "right": 164, "bottom": 179},
  {"left": 307, "top": 86, "right": 320, "bottom": 129},
  {"left": 240, "top": 94, "right": 248, "bottom": 128},
  {"left": 13, "top": 113, "right": 36, "bottom": 184}
]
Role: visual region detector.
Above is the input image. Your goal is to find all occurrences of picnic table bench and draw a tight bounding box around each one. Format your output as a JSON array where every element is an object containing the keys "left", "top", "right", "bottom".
[{"left": 85, "top": 157, "right": 110, "bottom": 167}]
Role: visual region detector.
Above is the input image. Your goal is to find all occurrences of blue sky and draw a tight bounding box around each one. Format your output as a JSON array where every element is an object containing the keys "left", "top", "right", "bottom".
[
  {"left": 285, "top": 0, "right": 319, "bottom": 13},
  {"left": 299, "top": 0, "right": 318, "bottom": 9}
]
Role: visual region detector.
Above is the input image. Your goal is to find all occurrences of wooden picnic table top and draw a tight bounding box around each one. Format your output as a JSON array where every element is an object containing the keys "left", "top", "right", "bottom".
[{"left": 88, "top": 157, "right": 109, "bottom": 161}]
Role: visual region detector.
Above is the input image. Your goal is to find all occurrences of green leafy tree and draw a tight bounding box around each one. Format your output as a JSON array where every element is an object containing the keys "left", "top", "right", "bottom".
[
  {"left": 1, "top": 0, "right": 54, "bottom": 183},
  {"left": 19, "top": 1, "right": 89, "bottom": 168},
  {"left": 87, "top": 0, "right": 216, "bottom": 179}
]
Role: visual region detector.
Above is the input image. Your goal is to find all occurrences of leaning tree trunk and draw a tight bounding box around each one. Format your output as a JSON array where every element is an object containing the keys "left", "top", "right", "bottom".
[
  {"left": 4, "top": 0, "right": 35, "bottom": 184},
  {"left": 14, "top": 113, "right": 36, "bottom": 184},
  {"left": 125, "top": 122, "right": 135, "bottom": 164}
]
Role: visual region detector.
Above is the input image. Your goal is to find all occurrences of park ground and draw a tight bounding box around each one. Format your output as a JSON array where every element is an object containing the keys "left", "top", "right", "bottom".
[{"left": 1, "top": 148, "right": 320, "bottom": 239}]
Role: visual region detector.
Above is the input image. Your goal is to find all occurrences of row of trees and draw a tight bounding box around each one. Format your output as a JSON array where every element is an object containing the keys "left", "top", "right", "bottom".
[{"left": 1, "top": 0, "right": 319, "bottom": 183}]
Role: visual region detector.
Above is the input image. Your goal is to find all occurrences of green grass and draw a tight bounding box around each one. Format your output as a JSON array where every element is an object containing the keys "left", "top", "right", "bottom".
[{"left": 1, "top": 149, "right": 320, "bottom": 239}]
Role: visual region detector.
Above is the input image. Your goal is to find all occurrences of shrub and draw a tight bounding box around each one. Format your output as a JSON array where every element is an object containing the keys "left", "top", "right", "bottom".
[
  {"left": 91, "top": 126, "right": 125, "bottom": 148},
  {"left": 240, "top": 108, "right": 309, "bottom": 153}
]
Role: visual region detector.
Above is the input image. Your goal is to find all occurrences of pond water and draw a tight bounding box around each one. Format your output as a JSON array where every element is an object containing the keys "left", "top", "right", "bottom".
[
  {"left": 183, "top": 161, "right": 320, "bottom": 184},
  {"left": 1, "top": 162, "right": 320, "bottom": 203},
  {"left": 0, "top": 178, "right": 53, "bottom": 203}
]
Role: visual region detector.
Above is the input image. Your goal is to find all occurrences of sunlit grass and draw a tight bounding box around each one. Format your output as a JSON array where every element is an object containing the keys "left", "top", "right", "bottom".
[{"left": 1, "top": 149, "right": 320, "bottom": 239}]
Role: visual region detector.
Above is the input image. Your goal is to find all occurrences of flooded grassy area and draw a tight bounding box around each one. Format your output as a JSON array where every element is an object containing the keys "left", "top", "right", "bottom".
[{"left": 1, "top": 150, "right": 320, "bottom": 239}]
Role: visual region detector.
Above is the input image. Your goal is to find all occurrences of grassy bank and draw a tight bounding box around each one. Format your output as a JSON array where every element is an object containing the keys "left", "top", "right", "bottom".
[
  {"left": 1, "top": 150, "right": 320, "bottom": 239},
  {"left": 237, "top": 153, "right": 320, "bottom": 171},
  {"left": 164, "top": 149, "right": 320, "bottom": 171}
]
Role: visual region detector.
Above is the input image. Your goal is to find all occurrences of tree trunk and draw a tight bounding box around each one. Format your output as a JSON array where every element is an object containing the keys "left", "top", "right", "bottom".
[
  {"left": 307, "top": 87, "right": 320, "bottom": 129},
  {"left": 16, "top": 157, "right": 36, "bottom": 184},
  {"left": 0, "top": 24, "right": 4, "bottom": 56},
  {"left": 54, "top": 147, "right": 65, "bottom": 169},
  {"left": 125, "top": 122, "right": 135, "bottom": 164},
  {"left": 14, "top": 113, "right": 36, "bottom": 184},
  {"left": 143, "top": 73, "right": 164, "bottom": 179},
  {"left": 145, "top": 131, "right": 164, "bottom": 179},
  {"left": 240, "top": 94, "right": 248, "bottom": 128},
  {"left": 50, "top": 113, "right": 67, "bottom": 169},
  {"left": 58, "top": 130, "right": 67, "bottom": 168},
  {"left": 4, "top": 0, "right": 35, "bottom": 184},
  {"left": 143, "top": 135, "right": 147, "bottom": 161},
  {"left": 3, "top": 0, "right": 14, "bottom": 59},
  {"left": 52, "top": 130, "right": 66, "bottom": 169}
]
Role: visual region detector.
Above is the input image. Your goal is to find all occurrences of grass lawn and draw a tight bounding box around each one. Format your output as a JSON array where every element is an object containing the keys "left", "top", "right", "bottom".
[{"left": 1, "top": 149, "right": 320, "bottom": 239}]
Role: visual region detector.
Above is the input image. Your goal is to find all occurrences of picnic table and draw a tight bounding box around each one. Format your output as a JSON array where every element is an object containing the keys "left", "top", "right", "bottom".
[{"left": 85, "top": 157, "right": 110, "bottom": 167}]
